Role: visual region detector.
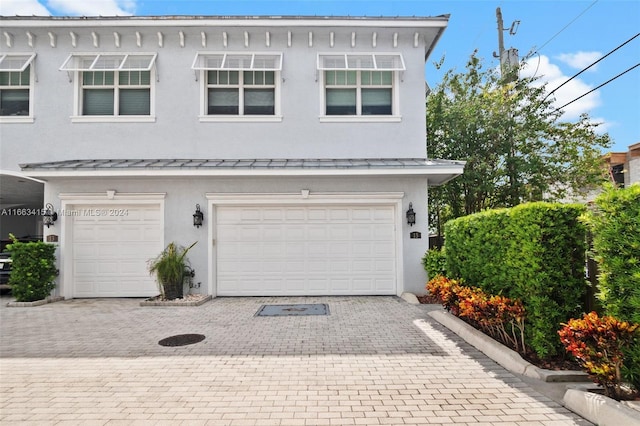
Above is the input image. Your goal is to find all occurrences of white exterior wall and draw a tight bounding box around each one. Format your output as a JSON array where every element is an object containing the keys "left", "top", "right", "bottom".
[{"left": 0, "top": 18, "right": 443, "bottom": 170}]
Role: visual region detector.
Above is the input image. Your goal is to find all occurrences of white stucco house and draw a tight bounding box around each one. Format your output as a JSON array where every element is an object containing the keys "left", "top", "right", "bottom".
[{"left": 0, "top": 15, "right": 464, "bottom": 299}]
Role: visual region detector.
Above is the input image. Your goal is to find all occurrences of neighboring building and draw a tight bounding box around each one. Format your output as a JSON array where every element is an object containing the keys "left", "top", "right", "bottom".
[
  {"left": 604, "top": 142, "right": 640, "bottom": 188},
  {"left": 0, "top": 16, "right": 464, "bottom": 299}
]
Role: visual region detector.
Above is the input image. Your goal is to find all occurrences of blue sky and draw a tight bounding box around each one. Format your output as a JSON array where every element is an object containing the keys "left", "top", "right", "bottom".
[{"left": 3, "top": 0, "right": 639, "bottom": 153}]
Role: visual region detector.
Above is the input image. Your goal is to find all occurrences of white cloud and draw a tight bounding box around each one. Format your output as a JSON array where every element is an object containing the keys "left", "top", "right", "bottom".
[
  {"left": 556, "top": 51, "right": 602, "bottom": 72},
  {"left": 588, "top": 116, "right": 613, "bottom": 135},
  {"left": 46, "top": 0, "right": 135, "bottom": 16},
  {"left": 0, "top": 0, "right": 51, "bottom": 16},
  {"left": 521, "top": 54, "right": 601, "bottom": 121}
]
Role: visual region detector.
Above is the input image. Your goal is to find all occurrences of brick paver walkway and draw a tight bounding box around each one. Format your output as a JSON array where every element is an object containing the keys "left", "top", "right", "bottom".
[{"left": 0, "top": 296, "right": 590, "bottom": 425}]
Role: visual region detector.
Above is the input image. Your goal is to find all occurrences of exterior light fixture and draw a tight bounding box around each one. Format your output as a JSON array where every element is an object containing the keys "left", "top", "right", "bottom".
[
  {"left": 193, "top": 204, "right": 204, "bottom": 228},
  {"left": 43, "top": 203, "right": 58, "bottom": 228},
  {"left": 406, "top": 202, "right": 416, "bottom": 227}
]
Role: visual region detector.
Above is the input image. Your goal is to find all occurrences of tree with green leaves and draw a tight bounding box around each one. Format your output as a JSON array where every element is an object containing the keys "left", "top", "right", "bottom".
[{"left": 427, "top": 53, "right": 611, "bottom": 237}]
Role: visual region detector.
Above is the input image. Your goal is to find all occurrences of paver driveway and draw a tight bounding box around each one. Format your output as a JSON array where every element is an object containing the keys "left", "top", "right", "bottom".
[{"left": 0, "top": 296, "right": 590, "bottom": 425}]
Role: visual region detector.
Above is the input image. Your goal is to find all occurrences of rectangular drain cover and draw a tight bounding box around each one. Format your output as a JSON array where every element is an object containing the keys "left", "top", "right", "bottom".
[{"left": 256, "top": 304, "right": 329, "bottom": 317}]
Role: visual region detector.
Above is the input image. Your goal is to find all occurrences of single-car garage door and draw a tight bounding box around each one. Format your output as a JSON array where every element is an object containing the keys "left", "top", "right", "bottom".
[
  {"left": 71, "top": 204, "right": 162, "bottom": 298},
  {"left": 216, "top": 205, "right": 397, "bottom": 296}
]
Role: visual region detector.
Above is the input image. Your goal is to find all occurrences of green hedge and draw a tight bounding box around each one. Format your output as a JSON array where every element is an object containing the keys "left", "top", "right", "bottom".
[
  {"left": 445, "top": 202, "right": 588, "bottom": 358},
  {"left": 7, "top": 236, "right": 58, "bottom": 302},
  {"left": 421, "top": 248, "right": 447, "bottom": 280},
  {"left": 585, "top": 184, "right": 640, "bottom": 388}
]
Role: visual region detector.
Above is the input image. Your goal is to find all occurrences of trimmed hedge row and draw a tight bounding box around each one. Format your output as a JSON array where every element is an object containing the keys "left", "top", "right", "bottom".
[
  {"left": 585, "top": 184, "right": 640, "bottom": 389},
  {"left": 444, "top": 202, "right": 588, "bottom": 358}
]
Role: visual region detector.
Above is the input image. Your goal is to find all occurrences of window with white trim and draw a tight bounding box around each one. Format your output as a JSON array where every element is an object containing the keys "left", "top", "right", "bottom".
[
  {"left": 0, "top": 54, "right": 35, "bottom": 119},
  {"left": 317, "top": 53, "right": 405, "bottom": 118},
  {"left": 192, "top": 52, "right": 282, "bottom": 119},
  {"left": 60, "top": 53, "right": 156, "bottom": 119}
]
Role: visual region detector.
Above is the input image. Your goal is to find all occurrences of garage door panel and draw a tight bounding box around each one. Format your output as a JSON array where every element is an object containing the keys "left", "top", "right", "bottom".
[
  {"left": 352, "top": 208, "right": 372, "bottom": 220},
  {"left": 330, "top": 260, "right": 350, "bottom": 272},
  {"left": 286, "top": 261, "right": 305, "bottom": 273},
  {"left": 375, "top": 278, "right": 396, "bottom": 291},
  {"left": 74, "top": 261, "right": 97, "bottom": 275},
  {"left": 263, "top": 227, "right": 284, "bottom": 240},
  {"left": 375, "top": 225, "right": 395, "bottom": 239},
  {"left": 330, "top": 279, "right": 350, "bottom": 292},
  {"left": 329, "top": 208, "right": 349, "bottom": 220},
  {"left": 73, "top": 244, "right": 98, "bottom": 258},
  {"left": 72, "top": 204, "right": 161, "bottom": 298},
  {"left": 240, "top": 209, "right": 261, "bottom": 221},
  {"left": 374, "top": 242, "right": 395, "bottom": 256},
  {"left": 307, "top": 209, "right": 328, "bottom": 221},
  {"left": 353, "top": 279, "right": 374, "bottom": 291},
  {"left": 329, "top": 225, "right": 350, "bottom": 239},
  {"left": 328, "top": 242, "right": 349, "bottom": 256},
  {"left": 285, "top": 242, "right": 306, "bottom": 257},
  {"left": 308, "top": 279, "right": 329, "bottom": 292},
  {"left": 263, "top": 209, "right": 284, "bottom": 221},
  {"left": 216, "top": 204, "right": 397, "bottom": 296},
  {"left": 285, "top": 209, "right": 306, "bottom": 220}
]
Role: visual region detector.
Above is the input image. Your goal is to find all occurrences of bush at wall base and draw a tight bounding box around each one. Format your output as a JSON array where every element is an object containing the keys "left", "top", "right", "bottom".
[{"left": 6, "top": 234, "right": 58, "bottom": 303}]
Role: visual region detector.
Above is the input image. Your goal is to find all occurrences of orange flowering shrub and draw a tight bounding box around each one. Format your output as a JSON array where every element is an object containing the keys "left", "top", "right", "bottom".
[
  {"left": 558, "top": 312, "right": 639, "bottom": 399},
  {"left": 427, "top": 277, "right": 527, "bottom": 353}
]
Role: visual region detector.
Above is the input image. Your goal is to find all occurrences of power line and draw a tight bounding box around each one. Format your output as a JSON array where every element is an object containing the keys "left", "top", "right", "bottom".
[
  {"left": 543, "top": 32, "right": 640, "bottom": 102},
  {"left": 553, "top": 62, "right": 640, "bottom": 112},
  {"left": 528, "top": 0, "right": 598, "bottom": 59}
]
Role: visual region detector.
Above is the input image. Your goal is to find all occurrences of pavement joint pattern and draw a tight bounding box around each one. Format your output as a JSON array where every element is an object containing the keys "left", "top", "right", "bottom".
[{"left": 0, "top": 296, "right": 591, "bottom": 425}]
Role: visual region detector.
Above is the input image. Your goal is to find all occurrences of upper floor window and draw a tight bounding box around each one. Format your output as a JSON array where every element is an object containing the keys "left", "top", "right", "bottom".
[
  {"left": 192, "top": 52, "right": 282, "bottom": 122},
  {"left": 60, "top": 53, "right": 156, "bottom": 122},
  {"left": 317, "top": 53, "right": 405, "bottom": 121},
  {"left": 0, "top": 53, "right": 35, "bottom": 122}
]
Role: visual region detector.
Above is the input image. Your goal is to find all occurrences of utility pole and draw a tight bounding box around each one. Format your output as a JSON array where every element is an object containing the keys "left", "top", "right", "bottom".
[
  {"left": 493, "top": 7, "right": 521, "bottom": 205},
  {"left": 495, "top": 7, "right": 506, "bottom": 62},
  {"left": 493, "top": 7, "right": 520, "bottom": 82}
]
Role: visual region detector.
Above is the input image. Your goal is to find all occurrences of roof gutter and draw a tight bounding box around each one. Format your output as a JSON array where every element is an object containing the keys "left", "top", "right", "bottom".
[{"left": 0, "top": 15, "right": 450, "bottom": 29}]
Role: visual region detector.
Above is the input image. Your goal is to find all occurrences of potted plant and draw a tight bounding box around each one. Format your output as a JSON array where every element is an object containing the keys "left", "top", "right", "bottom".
[{"left": 148, "top": 241, "right": 196, "bottom": 300}]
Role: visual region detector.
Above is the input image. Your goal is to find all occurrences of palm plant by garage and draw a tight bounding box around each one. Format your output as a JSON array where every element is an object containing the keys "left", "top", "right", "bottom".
[{"left": 148, "top": 241, "right": 196, "bottom": 300}]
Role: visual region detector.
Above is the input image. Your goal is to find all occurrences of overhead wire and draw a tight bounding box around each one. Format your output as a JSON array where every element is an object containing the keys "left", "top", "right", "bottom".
[
  {"left": 527, "top": 0, "right": 599, "bottom": 59},
  {"left": 553, "top": 62, "right": 640, "bottom": 112},
  {"left": 543, "top": 32, "right": 640, "bottom": 102}
]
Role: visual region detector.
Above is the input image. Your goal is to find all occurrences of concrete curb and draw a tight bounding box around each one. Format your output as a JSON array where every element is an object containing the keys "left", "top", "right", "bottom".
[
  {"left": 563, "top": 389, "right": 640, "bottom": 425},
  {"left": 427, "top": 310, "right": 589, "bottom": 382},
  {"left": 140, "top": 295, "right": 212, "bottom": 306},
  {"left": 400, "top": 292, "right": 420, "bottom": 305},
  {"left": 6, "top": 296, "right": 64, "bottom": 307}
]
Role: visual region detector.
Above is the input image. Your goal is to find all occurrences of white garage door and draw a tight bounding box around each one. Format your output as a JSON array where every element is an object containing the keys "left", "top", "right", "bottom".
[
  {"left": 72, "top": 204, "right": 162, "bottom": 298},
  {"left": 216, "top": 205, "right": 397, "bottom": 296}
]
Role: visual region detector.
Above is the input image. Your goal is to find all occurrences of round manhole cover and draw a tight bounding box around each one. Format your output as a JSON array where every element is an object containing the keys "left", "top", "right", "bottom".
[{"left": 158, "top": 334, "right": 205, "bottom": 347}]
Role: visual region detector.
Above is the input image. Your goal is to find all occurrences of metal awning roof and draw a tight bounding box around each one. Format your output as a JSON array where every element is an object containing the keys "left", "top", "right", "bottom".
[
  {"left": 21, "top": 158, "right": 465, "bottom": 185},
  {"left": 192, "top": 53, "right": 283, "bottom": 71},
  {"left": 0, "top": 53, "right": 36, "bottom": 72},
  {"left": 317, "top": 53, "right": 405, "bottom": 71},
  {"left": 60, "top": 53, "right": 157, "bottom": 72}
]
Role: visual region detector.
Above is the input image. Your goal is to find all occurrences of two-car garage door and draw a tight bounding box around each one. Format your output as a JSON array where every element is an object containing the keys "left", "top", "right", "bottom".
[{"left": 216, "top": 205, "right": 398, "bottom": 296}]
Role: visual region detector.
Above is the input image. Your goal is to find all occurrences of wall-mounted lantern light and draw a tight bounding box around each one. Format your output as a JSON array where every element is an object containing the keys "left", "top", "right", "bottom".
[
  {"left": 43, "top": 203, "right": 58, "bottom": 228},
  {"left": 193, "top": 204, "right": 204, "bottom": 228},
  {"left": 406, "top": 202, "right": 416, "bottom": 227}
]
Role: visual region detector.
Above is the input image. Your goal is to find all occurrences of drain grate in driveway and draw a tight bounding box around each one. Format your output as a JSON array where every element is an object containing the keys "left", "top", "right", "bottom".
[
  {"left": 158, "top": 334, "right": 206, "bottom": 347},
  {"left": 256, "top": 304, "right": 330, "bottom": 317}
]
